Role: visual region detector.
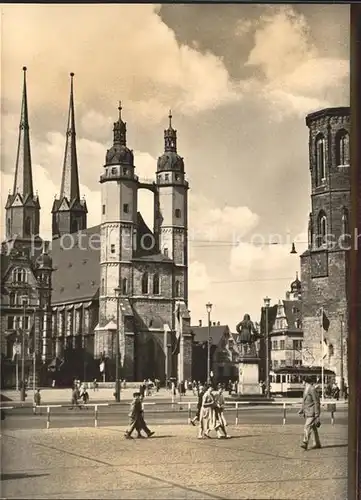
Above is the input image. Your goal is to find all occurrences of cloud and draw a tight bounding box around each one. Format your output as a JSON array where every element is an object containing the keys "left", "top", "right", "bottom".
[
  {"left": 188, "top": 261, "right": 211, "bottom": 293},
  {"left": 244, "top": 6, "right": 349, "bottom": 117},
  {"left": 2, "top": 4, "right": 238, "bottom": 124}
]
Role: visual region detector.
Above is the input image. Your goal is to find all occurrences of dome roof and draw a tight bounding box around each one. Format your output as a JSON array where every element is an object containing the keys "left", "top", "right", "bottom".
[
  {"left": 157, "top": 151, "right": 184, "bottom": 172},
  {"left": 290, "top": 273, "right": 301, "bottom": 293},
  {"left": 105, "top": 144, "right": 134, "bottom": 166},
  {"left": 36, "top": 252, "right": 52, "bottom": 269}
]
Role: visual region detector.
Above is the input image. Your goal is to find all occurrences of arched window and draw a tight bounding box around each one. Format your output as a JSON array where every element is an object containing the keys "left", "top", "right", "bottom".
[
  {"left": 101, "top": 278, "right": 105, "bottom": 295},
  {"left": 141, "top": 272, "right": 148, "bottom": 294},
  {"left": 13, "top": 268, "right": 27, "bottom": 283},
  {"left": 174, "top": 280, "right": 180, "bottom": 297},
  {"left": 336, "top": 130, "right": 349, "bottom": 166},
  {"left": 24, "top": 217, "right": 31, "bottom": 236},
  {"left": 153, "top": 274, "right": 160, "bottom": 295},
  {"left": 308, "top": 212, "right": 313, "bottom": 249},
  {"left": 317, "top": 211, "right": 327, "bottom": 247},
  {"left": 122, "top": 278, "right": 127, "bottom": 295},
  {"left": 342, "top": 208, "right": 349, "bottom": 236},
  {"left": 315, "top": 135, "right": 326, "bottom": 185}
]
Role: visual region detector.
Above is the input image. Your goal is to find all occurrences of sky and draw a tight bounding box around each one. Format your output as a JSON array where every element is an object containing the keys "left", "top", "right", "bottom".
[{"left": 0, "top": 4, "right": 350, "bottom": 329}]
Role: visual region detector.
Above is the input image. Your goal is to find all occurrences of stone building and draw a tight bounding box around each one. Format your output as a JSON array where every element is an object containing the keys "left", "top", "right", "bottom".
[
  {"left": 1, "top": 69, "right": 191, "bottom": 387},
  {"left": 300, "top": 107, "right": 350, "bottom": 386},
  {"left": 270, "top": 274, "right": 303, "bottom": 370}
]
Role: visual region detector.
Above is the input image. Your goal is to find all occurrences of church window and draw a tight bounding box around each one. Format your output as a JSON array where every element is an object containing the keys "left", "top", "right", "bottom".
[
  {"left": 102, "top": 205, "right": 106, "bottom": 215},
  {"left": 123, "top": 203, "right": 129, "bottom": 214},
  {"left": 174, "top": 280, "right": 180, "bottom": 296},
  {"left": 24, "top": 217, "right": 31, "bottom": 236},
  {"left": 153, "top": 274, "right": 160, "bottom": 295},
  {"left": 101, "top": 278, "right": 105, "bottom": 295},
  {"left": 341, "top": 207, "right": 349, "bottom": 237},
  {"left": 175, "top": 209, "right": 181, "bottom": 218},
  {"left": 336, "top": 130, "right": 349, "bottom": 166},
  {"left": 13, "top": 268, "right": 27, "bottom": 283},
  {"left": 315, "top": 135, "right": 326, "bottom": 185},
  {"left": 122, "top": 278, "right": 128, "bottom": 294},
  {"left": 110, "top": 244, "right": 115, "bottom": 254},
  {"left": 141, "top": 272, "right": 149, "bottom": 294},
  {"left": 317, "top": 211, "right": 327, "bottom": 247}
]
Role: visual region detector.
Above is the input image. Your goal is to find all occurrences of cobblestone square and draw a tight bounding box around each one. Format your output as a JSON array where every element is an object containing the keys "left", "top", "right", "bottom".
[{"left": 1, "top": 423, "right": 347, "bottom": 499}]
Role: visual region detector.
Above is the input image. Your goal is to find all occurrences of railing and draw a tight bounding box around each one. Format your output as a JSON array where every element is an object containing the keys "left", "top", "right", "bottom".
[{"left": 0, "top": 400, "right": 344, "bottom": 429}]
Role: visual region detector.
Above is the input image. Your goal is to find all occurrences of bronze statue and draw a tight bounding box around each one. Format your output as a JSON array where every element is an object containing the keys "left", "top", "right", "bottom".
[{"left": 236, "top": 314, "right": 260, "bottom": 355}]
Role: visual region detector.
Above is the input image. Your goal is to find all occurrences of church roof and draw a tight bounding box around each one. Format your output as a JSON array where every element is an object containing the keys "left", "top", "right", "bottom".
[
  {"left": 191, "top": 324, "right": 230, "bottom": 345},
  {"left": 51, "top": 225, "right": 100, "bottom": 305}
]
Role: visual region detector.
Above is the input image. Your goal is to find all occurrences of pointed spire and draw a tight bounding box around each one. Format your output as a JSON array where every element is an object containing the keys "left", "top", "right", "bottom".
[
  {"left": 60, "top": 72, "right": 80, "bottom": 202},
  {"left": 13, "top": 66, "right": 34, "bottom": 198},
  {"left": 164, "top": 109, "right": 177, "bottom": 153},
  {"left": 113, "top": 101, "right": 126, "bottom": 146}
]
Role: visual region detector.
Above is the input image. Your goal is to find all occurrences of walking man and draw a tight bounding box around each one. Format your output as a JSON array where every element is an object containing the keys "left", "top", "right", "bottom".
[
  {"left": 190, "top": 385, "right": 205, "bottom": 426},
  {"left": 299, "top": 376, "right": 322, "bottom": 450},
  {"left": 124, "top": 392, "right": 154, "bottom": 439}
]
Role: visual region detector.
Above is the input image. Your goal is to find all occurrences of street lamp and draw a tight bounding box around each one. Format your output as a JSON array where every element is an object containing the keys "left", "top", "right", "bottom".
[
  {"left": 263, "top": 296, "right": 271, "bottom": 399},
  {"left": 114, "top": 287, "right": 121, "bottom": 402},
  {"left": 20, "top": 295, "right": 29, "bottom": 401},
  {"left": 206, "top": 302, "right": 212, "bottom": 385}
]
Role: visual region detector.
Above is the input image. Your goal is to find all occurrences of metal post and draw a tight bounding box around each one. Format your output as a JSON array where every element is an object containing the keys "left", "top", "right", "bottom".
[
  {"left": 340, "top": 314, "right": 344, "bottom": 399},
  {"left": 235, "top": 402, "right": 239, "bottom": 425},
  {"left": 283, "top": 402, "right": 286, "bottom": 425},
  {"left": 265, "top": 303, "right": 270, "bottom": 398},
  {"left": 206, "top": 302, "right": 212, "bottom": 385},
  {"left": 331, "top": 410, "right": 335, "bottom": 425},
  {"left": 33, "top": 309, "right": 36, "bottom": 395},
  {"left": 95, "top": 404, "right": 98, "bottom": 427},
  {"left": 46, "top": 406, "right": 50, "bottom": 429},
  {"left": 114, "top": 288, "right": 121, "bottom": 403},
  {"left": 20, "top": 299, "right": 26, "bottom": 401},
  {"left": 16, "top": 358, "right": 19, "bottom": 391},
  {"left": 187, "top": 402, "right": 191, "bottom": 424}
]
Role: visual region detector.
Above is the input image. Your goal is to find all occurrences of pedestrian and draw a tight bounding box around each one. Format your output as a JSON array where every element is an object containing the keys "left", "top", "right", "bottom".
[
  {"left": 298, "top": 376, "right": 322, "bottom": 451},
  {"left": 92, "top": 379, "right": 98, "bottom": 392},
  {"left": 190, "top": 384, "right": 205, "bottom": 426},
  {"left": 33, "top": 389, "right": 41, "bottom": 415},
  {"left": 69, "top": 385, "right": 81, "bottom": 410},
  {"left": 199, "top": 385, "right": 216, "bottom": 439},
  {"left": 214, "top": 385, "right": 230, "bottom": 439},
  {"left": 124, "top": 392, "right": 154, "bottom": 439},
  {"left": 344, "top": 383, "right": 348, "bottom": 400}
]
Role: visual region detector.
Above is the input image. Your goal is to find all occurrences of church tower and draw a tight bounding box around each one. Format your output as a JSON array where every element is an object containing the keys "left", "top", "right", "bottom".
[
  {"left": 300, "top": 107, "right": 350, "bottom": 385},
  {"left": 52, "top": 73, "right": 87, "bottom": 238},
  {"left": 4, "top": 67, "right": 41, "bottom": 250},
  {"left": 156, "top": 111, "right": 189, "bottom": 304},
  {"left": 96, "top": 104, "right": 138, "bottom": 374}
]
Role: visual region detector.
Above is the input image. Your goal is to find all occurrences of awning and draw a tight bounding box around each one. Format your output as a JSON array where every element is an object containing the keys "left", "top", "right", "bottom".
[
  {"left": 57, "top": 306, "right": 65, "bottom": 312},
  {"left": 75, "top": 303, "right": 83, "bottom": 310},
  {"left": 52, "top": 306, "right": 58, "bottom": 312},
  {"left": 83, "top": 302, "right": 92, "bottom": 309},
  {"left": 66, "top": 305, "right": 74, "bottom": 310}
]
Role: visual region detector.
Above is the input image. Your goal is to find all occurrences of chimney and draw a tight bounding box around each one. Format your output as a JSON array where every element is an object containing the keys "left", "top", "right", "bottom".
[
  {"left": 217, "top": 321, "right": 220, "bottom": 326},
  {"left": 213, "top": 322, "right": 216, "bottom": 326},
  {"left": 198, "top": 320, "right": 202, "bottom": 327}
]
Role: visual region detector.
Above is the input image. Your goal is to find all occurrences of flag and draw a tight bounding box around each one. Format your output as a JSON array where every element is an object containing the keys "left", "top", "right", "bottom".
[
  {"left": 321, "top": 338, "right": 328, "bottom": 359},
  {"left": 172, "top": 301, "right": 182, "bottom": 356},
  {"left": 319, "top": 308, "right": 330, "bottom": 331}
]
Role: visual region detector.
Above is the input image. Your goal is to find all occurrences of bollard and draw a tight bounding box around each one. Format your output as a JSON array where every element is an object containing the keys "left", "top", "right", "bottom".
[
  {"left": 283, "top": 403, "right": 286, "bottom": 425},
  {"left": 187, "top": 402, "right": 191, "bottom": 424},
  {"left": 331, "top": 411, "right": 334, "bottom": 425},
  {"left": 235, "top": 402, "right": 239, "bottom": 425},
  {"left": 46, "top": 406, "right": 50, "bottom": 429},
  {"left": 95, "top": 405, "right": 98, "bottom": 428}
]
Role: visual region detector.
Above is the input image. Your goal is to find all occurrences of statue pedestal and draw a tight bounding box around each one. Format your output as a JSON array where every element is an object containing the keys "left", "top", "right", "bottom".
[{"left": 238, "top": 357, "right": 260, "bottom": 395}]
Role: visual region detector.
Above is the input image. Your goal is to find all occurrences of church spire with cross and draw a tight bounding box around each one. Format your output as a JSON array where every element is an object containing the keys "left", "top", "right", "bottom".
[
  {"left": 164, "top": 109, "right": 177, "bottom": 153},
  {"left": 51, "top": 73, "right": 87, "bottom": 239},
  {"left": 5, "top": 67, "right": 41, "bottom": 243}
]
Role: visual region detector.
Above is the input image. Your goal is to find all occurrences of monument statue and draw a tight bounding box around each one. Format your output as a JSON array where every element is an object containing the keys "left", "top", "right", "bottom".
[{"left": 235, "top": 314, "right": 261, "bottom": 356}]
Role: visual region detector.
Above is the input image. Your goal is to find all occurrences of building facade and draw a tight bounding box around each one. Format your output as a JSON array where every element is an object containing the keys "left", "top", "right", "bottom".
[{"left": 300, "top": 107, "right": 350, "bottom": 386}]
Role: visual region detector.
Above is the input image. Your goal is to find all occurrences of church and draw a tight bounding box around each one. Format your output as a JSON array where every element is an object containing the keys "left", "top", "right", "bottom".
[{"left": 0, "top": 68, "right": 192, "bottom": 387}]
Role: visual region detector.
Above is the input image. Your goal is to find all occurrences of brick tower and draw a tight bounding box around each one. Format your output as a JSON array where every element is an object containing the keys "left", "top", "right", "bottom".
[{"left": 300, "top": 107, "right": 350, "bottom": 386}]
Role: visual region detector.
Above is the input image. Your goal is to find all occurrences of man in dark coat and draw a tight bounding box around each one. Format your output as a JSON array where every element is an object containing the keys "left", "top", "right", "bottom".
[
  {"left": 124, "top": 392, "right": 154, "bottom": 439},
  {"left": 298, "top": 377, "right": 322, "bottom": 450}
]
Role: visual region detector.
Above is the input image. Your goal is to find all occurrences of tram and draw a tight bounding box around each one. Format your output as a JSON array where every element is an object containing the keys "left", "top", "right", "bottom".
[{"left": 270, "top": 366, "right": 336, "bottom": 397}]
